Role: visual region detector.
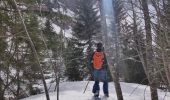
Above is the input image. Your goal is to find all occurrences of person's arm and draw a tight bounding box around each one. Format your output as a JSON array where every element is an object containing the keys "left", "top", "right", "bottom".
[{"left": 103, "top": 53, "right": 109, "bottom": 70}]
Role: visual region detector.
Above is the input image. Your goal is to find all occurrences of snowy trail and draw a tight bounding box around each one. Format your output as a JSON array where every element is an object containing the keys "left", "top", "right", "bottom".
[{"left": 22, "top": 81, "right": 170, "bottom": 100}]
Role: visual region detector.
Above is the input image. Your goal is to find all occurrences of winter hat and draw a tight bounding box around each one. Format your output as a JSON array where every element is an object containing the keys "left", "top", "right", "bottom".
[{"left": 96, "top": 42, "right": 103, "bottom": 52}]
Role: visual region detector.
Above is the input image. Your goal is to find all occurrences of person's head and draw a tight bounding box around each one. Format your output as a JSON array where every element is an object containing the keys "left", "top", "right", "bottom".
[{"left": 96, "top": 42, "right": 103, "bottom": 52}]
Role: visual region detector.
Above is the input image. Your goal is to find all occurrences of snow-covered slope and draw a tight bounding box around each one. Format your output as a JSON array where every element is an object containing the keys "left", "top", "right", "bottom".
[{"left": 21, "top": 81, "right": 170, "bottom": 100}]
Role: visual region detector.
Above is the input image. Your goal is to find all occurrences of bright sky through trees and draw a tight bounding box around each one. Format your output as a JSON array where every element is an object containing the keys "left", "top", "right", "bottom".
[{"left": 102, "top": 0, "right": 114, "bottom": 16}]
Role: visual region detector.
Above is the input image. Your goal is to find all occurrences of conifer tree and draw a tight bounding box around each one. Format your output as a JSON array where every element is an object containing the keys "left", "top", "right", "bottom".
[
  {"left": 64, "top": 0, "right": 100, "bottom": 80},
  {"left": 73, "top": 0, "right": 100, "bottom": 50},
  {"left": 63, "top": 39, "right": 83, "bottom": 81}
]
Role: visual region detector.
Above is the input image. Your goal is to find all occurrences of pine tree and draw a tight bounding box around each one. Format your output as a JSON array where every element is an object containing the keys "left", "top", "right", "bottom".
[
  {"left": 64, "top": 0, "right": 101, "bottom": 80},
  {"left": 63, "top": 39, "right": 83, "bottom": 81},
  {"left": 73, "top": 0, "right": 100, "bottom": 51},
  {"left": 23, "top": 15, "right": 45, "bottom": 96},
  {"left": 43, "top": 19, "right": 63, "bottom": 58},
  {"left": 0, "top": 0, "right": 52, "bottom": 99}
]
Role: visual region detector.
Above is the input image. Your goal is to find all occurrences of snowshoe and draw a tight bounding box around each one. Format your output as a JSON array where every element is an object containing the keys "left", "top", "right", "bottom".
[
  {"left": 94, "top": 97, "right": 101, "bottom": 100},
  {"left": 94, "top": 90, "right": 99, "bottom": 97},
  {"left": 104, "top": 93, "right": 109, "bottom": 97}
]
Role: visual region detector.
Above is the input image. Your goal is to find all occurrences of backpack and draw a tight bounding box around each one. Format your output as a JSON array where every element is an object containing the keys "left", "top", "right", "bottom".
[{"left": 93, "top": 51, "right": 104, "bottom": 70}]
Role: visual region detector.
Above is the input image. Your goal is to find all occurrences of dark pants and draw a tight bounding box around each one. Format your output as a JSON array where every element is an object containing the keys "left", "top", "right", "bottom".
[{"left": 92, "top": 81, "right": 108, "bottom": 94}]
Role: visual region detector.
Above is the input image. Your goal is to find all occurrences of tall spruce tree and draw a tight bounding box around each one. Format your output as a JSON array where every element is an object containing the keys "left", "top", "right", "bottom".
[
  {"left": 63, "top": 39, "right": 83, "bottom": 81},
  {"left": 43, "top": 19, "right": 63, "bottom": 58},
  {"left": 73, "top": 0, "right": 100, "bottom": 51},
  {"left": 64, "top": 0, "right": 101, "bottom": 80},
  {"left": 23, "top": 15, "right": 45, "bottom": 96},
  {"left": 0, "top": 0, "right": 51, "bottom": 99}
]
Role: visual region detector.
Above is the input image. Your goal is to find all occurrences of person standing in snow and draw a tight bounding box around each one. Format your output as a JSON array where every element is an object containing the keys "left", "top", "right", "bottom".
[{"left": 88, "top": 42, "right": 109, "bottom": 97}]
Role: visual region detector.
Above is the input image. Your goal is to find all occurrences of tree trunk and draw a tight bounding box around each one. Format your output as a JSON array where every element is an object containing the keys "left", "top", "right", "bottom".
[
  {"left": 112, "top": 0, "right": 124, "bottom": 99},
  {"left": 0, "top": 77, "right": 5, "bottom": 100},
  {"left": 98, "top": 0, "right": 124, "bottom": 100},
  {"left": 147, "top": 0, "right": 170, "bottom": 91},
  {"left": 110, "top": 64, "right": 123, "bottom": 100},
  {"left": 57, "top": 74, "right": 60, "bottom": 100},
  {"left": 16, "top": 69, "right": 20, "bottom": 99},
  {"left": 12, "top": 0, "right": 50, "bottom": 100},
  {"left": 140, "top": 0, "right": 158, "bottom": 100},
  {"left": 98, "top": 0, "right": 108, "bottom": 43},
  {"left": 41, "top": 71, "right": 50, "bottom": 100},
  {"left": 114, "top": 74, "right": 123, "bottom": 100},
  {"left": 55, "top": 61, "right": 60, "bottom": 100},
  {"left": 113, "top": 12, "right": 123, "bottom": 100},
  {"left": 0, "top": 92, "right": 5, "bottom": 100}
]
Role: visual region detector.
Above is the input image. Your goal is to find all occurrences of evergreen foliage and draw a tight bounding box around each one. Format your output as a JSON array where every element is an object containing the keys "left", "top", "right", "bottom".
[
  {"left": 43, "top": 19, "right": 64, "bottom": 58},
  {"left": 123, "top": 49, "right": 148, "bottom": 84},
  {"left": 64, "top": 0, "right": 101, "bottom": 80},
  {"left": 73, "top": 0, "right": 100, "bottom": 41},
  {"left": 1, "top": 0, "right": 170, "bottom": 99},
  {"left": 63, "top": 39, "right": 84, "bottom": 81}
]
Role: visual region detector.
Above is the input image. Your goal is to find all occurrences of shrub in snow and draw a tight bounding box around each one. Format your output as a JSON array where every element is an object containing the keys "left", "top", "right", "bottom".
[{"left": 30, "top": 87, "right": 42, "bottom": 95}]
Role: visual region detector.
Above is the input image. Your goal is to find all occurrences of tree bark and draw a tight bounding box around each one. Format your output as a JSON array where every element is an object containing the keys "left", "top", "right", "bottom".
[
  {"left": 12, "top": 0, "right": 50, "bottom": 100},
  {"left": 98, "top": 0, "right": 108, "bottom": 43},
  {"left": 0, "top": 77, "right": 5, "bottom": 100},
  {"left": 98, "top": 0, "right": 124, "bottom": 100},
  {"left": 140, "top": 0, "right": 158, "bottom": 100},
  {"left": 110, "top": 64, "right": 124, "bottom": 100}
]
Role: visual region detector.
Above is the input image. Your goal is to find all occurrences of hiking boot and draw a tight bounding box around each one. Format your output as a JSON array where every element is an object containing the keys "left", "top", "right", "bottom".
[
  {"left": 94, "top": 91, "right": 99, "bottom": 97},
  {"left": 104, "top": 93, "right": 109, "bottom": 97}
]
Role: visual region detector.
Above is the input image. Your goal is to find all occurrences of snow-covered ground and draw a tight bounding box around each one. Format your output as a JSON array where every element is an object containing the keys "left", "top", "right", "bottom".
[{"left": 22, "top": 81, "right": 170, "bottom": 100}]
